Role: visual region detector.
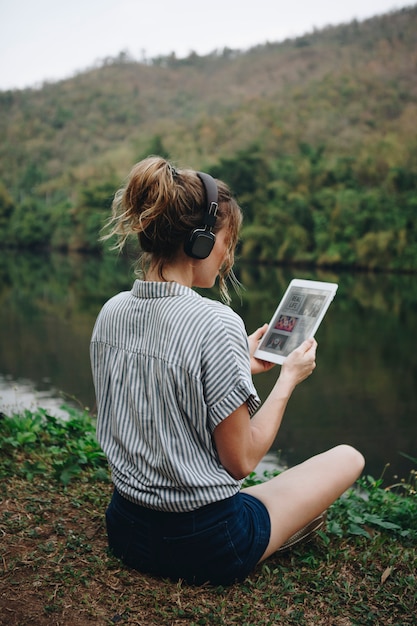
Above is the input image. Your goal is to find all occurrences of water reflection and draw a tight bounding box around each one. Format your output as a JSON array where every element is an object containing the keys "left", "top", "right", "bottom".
[
  {"left": 1, "top": 250, "right": 416, "bottom": 482},
  {"left": 0, "top": 374, "right": 71, "bottom": 420}
]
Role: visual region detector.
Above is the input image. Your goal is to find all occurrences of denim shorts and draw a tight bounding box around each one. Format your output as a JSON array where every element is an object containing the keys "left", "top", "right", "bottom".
[{"left": 105, "top": 488, "right": 271, "bottom": 586}]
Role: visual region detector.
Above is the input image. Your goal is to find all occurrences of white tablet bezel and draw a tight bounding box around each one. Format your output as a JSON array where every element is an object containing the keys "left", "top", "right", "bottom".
[{"left": 254, "top": 279, "right": 338, "bottom": 365}]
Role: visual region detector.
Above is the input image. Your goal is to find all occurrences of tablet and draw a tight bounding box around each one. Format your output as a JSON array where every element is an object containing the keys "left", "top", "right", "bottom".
[{"left": 254, "top": 279, "right": 338, "bottom": 364}]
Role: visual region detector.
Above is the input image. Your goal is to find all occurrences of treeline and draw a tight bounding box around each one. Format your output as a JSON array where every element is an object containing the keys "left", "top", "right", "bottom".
[
  {"left": 0, "top": 6, "right": 416, "bottom": 271},
  {"left": 1, "top": 139, "right": 416, "bottom": 271},
  {"left": 220, "top": 143, "right": 417, "bottom": 271}
]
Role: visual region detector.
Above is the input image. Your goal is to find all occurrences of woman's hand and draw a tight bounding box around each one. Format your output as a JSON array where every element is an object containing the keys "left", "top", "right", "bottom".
[
  {"left": 278, "top": 338, "right": 317, "bottom": 391},
  {"left": 248, "top": 324, "right": 276, "bottom": 375}
]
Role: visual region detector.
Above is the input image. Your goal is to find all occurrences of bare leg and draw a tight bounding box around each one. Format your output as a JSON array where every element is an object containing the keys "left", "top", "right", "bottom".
[{"left": 242, "top": 444, "right": 365, "bottom": 562}]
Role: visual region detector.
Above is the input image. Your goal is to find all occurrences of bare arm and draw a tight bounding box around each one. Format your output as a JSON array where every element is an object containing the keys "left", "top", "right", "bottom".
[{"left": 213, "top": 338, "right": 317, "bottom": 479}]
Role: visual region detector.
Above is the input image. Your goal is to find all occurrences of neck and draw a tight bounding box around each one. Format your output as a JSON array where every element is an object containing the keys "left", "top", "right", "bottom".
[{"left": 146, "top": 259, "right": 194, "bottom": 287}]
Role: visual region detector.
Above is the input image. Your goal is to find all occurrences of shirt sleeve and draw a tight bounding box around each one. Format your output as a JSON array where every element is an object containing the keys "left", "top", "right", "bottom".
[{"left": 200, "top": 303, "right": 261, "bottom": 433}]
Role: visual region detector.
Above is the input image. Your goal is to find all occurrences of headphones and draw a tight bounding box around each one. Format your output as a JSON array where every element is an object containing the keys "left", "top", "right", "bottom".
[{"left": 184, "top": 172, "right": 218, "bottom": 259}]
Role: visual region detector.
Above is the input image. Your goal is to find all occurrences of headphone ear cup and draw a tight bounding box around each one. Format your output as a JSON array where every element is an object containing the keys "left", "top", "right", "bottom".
[{"left": 184, "top": 229, "right": 216, "bottom": 259}]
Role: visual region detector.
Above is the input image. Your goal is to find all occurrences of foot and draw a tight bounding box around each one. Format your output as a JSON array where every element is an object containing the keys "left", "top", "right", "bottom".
[{"left": 276, "top": 512, "right": 327, "bottom": 553}]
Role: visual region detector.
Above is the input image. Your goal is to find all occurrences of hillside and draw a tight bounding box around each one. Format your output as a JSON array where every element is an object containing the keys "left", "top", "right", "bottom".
[{"left": 0, "top": 5, "right": 416, "bottom": 269}]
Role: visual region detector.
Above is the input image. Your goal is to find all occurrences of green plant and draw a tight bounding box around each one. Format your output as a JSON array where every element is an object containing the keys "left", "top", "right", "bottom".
[
  {"left": 0, "top": 406, "right": 108, "bottom": 485},
  {"left": 327, "top": 473, "right": 417, "bottom": 542}
]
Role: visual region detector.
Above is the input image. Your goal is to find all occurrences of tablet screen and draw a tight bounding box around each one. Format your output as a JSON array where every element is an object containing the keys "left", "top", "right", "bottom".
[{"left": 255, "top": 279, "right": 338, "bottom": 364}]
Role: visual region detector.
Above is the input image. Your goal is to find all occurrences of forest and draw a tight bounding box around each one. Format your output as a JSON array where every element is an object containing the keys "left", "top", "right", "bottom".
[{"left": 0, "top": 5, "right": 416, "bottom": 271}]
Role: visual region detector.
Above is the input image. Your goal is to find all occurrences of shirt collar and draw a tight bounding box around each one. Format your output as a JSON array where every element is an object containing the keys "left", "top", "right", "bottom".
[{"left": 131, "top": 279, "right": 201, "bottom": 300}]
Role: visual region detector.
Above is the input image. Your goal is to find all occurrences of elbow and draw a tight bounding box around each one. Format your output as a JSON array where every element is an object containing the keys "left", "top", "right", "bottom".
[
  {"left": 221, "top": 458, "right": 256, "bottom": 481},
  {"left": 231, "top": 469, "right": 252, "bottom": 481}
]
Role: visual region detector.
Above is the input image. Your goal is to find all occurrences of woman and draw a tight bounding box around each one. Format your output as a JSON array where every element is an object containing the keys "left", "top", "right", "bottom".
[{"left": 90, "top": 156, "right": 364, "bottom": 586}]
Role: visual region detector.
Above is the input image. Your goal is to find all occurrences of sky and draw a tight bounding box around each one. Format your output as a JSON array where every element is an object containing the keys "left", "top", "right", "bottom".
[{"left": 0, "top": 0, "right": 412, "bottom": 91}]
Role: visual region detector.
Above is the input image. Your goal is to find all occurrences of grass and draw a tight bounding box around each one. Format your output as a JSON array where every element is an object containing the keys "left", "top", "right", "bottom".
[{"left": 0, "top": 407, "right": 416, "bottom": 625}]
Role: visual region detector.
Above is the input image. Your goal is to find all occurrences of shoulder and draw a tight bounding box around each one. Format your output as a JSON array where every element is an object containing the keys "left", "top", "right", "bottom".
[
  {"left": 99, "top": 290, "right": 131, "bottom": 312},
  {"left": 91, "top": 290, "right": 131, "bottom": 335},
  {"left": 201, "top": 297, "right": 245, "bottom": 331},
  {"left": 198, "top": 298, "right": 249, "bottom": 350},
  {"left": 198, "top": 298, "right": 249, "bottom": 361}
]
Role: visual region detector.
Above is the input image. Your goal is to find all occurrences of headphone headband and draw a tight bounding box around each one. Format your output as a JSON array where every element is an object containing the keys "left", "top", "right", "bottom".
[
  {"left": 197, "top": 172, "right": 218, "bottom": 214},
  {"left": 184, "top": 172, "right": 218, "bottom": 259}
]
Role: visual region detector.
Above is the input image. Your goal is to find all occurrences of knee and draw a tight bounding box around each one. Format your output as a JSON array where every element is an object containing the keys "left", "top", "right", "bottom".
[{"left": 334, "top": 444, "right": 365, "bottom": 478}]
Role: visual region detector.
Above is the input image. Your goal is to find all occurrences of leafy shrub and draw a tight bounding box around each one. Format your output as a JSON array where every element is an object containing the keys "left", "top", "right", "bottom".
[{"left": 0, "top": 406, "right": 108, "bottom": 485}]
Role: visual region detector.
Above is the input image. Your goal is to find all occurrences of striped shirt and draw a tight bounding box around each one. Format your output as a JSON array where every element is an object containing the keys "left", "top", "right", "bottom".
[{"left": 90, "top": 280, "right": 261, "bottom": 512}]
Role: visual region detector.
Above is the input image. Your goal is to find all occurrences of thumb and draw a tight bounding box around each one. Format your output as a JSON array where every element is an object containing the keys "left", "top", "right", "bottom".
[{"left": 251, "top": 323, "right": 269, "bottom": 340}]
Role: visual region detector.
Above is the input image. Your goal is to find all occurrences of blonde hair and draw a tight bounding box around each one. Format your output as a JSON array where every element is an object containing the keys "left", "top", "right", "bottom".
[{"left": 102, "top": 156, "right": 242, "bottom": 303}]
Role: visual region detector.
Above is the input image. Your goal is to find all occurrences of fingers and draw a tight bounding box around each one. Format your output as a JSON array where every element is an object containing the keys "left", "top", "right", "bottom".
[
  {"left": 248, "top": 324, "right": 275, "bottom": 375},
  {"left": 300, "top": 337, "right": 317, "bottom": 352},
  {"left": 248, "top": 324, "right": 269, "bottom": 353},
  {"left": 249, "top": 323, "right": 269, "bottom": 341},
  {"left": 302, "top": 338, "right": 317, "bottom": 368},
  {"left": 281, "top": 337, "right": 317, "bottom": 383},
  {"left": 296, "top": 338, "right": 317, "bottom": 362}
]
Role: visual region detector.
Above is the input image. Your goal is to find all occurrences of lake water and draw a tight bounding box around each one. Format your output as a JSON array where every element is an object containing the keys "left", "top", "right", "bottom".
[{"left": 1, "top": 250, "right": 416, "bottom": 483}]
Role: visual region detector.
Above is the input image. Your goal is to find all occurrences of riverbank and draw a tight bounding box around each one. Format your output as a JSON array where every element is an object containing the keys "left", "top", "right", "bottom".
[{"left": 1, "top": 407, "right": 416, "bottom": 625}]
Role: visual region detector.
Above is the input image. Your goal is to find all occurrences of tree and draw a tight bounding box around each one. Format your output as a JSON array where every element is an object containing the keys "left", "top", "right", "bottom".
[
  {"left": 9, "top": 198, "right": 51, "bottom": 248},
  {"left": 209, "top": 147, "right": 272, "bottom": 223},
  {"left": 139, "top": 135, "right": 170, "bottom": 160},
  {"left": 0, "top": 182, "right": 14, "bottom": 243},
  {"left": 70, "top": 178, "right": 118, "bottom": 251}
]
